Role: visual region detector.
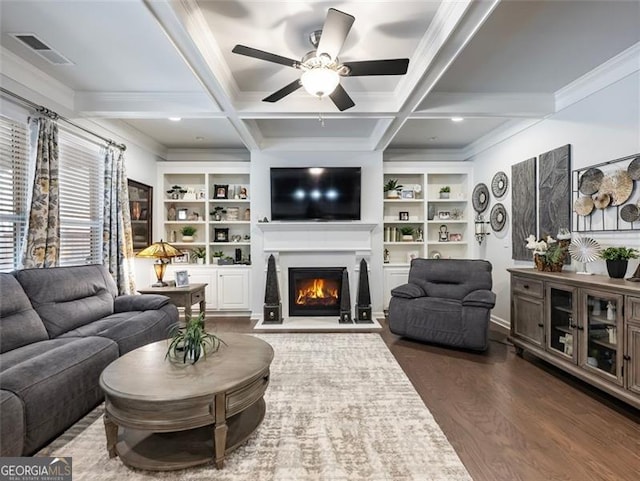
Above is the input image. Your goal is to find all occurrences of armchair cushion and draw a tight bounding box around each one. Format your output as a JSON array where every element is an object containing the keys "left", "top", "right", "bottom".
[
  {"left": 114, "top": 294, "right": 170, "bottom": 313},
  {"left": 462, "top": 290, "right": 496, "bottom": 308},
  {"left": 391, "top": 283, "right": 426, "bottom": 299}
]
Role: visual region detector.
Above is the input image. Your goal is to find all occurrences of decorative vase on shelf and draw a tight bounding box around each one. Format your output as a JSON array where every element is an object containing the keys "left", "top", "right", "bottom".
[
  {"left": 402, "top": 235, "right": 414, "bottom": 242},
  {"left": 440, "top": 192, "right": 449, "bottom": 199},
  {"left": 427, "top": 205, "right": 436, "bottom": 221},
  {"left": 182, "top": 235, "right": 194, "bottom": 242}
]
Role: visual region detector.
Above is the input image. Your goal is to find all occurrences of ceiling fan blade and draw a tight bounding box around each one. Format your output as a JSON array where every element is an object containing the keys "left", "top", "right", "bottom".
[
  {"left": 232, "top": 45, "right": 299, "bottom": 68},
  {"left": 329, "top": 83, "right": 355, "bottom": 112},
  {"left": 342, "top": 59, "right": 409, "bottom": 76},
  {"left": 263, "top": 80, "right": 302, "bottom": 103},
  {"left": 316, "top": 8, "right": 355, "bottom": 61}
]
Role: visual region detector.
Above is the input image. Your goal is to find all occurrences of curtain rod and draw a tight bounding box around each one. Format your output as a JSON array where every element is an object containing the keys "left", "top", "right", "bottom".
[{"left": 0, "top": 87, "right": 126, "bottom": 152}]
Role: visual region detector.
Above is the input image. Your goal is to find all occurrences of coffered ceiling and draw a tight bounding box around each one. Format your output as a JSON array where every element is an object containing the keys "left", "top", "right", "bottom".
[{"left": 0, "top": 0, "right": 638, "bottom": 157}]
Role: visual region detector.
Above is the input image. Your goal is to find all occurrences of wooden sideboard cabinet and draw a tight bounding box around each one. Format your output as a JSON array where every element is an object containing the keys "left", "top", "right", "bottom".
[{"left": 509, "top": 268, "right": 640, "bottom": 409}]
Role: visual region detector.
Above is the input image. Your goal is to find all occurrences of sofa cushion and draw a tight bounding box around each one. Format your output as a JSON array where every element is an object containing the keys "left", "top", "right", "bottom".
[
  {"left": 0, "top": 274, "right": 49, "bottom": 353},
  {"left": 0, "top": 337, "right": 118, "bottom": 455},
  {"left": 15, "top": 265, "right": 117, "bottom": 338},
  {"left": 59, "top": 303, "right": 178, "bottom": 355},
  {"left": 0, "top": 390, "right": 24, "bottom": 456},
  {"left": 408, "top": 259, "right": 492, "bottom": 300}
]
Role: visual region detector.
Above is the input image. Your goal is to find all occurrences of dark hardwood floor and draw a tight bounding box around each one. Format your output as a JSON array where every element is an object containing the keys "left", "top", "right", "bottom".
[{"left": 208, "top": 317, "right": 640, "bottom": 481}]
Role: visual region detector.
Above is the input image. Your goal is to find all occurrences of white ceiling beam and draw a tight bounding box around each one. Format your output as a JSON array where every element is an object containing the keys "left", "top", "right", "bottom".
[{"left": 413, "top": 92, "right": 554, "bottom": 118}]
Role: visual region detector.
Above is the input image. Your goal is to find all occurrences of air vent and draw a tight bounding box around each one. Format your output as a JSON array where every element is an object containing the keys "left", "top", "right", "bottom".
[{"left": 11, "top": 33, "right": 73, "bottom": 65}]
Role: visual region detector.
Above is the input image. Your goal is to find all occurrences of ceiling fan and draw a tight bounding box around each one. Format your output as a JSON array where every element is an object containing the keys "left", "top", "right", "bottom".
[{"left": 232, "top": 8, "right": 409, "bottom": 111}]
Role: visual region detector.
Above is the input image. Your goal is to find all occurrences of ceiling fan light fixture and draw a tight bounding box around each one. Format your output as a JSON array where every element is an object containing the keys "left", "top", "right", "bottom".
[{"left": 300, "top": 67, "right": 339, "bottom": 98}]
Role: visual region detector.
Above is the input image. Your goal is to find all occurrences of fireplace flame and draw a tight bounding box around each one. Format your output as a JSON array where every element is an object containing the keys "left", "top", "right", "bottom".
[{"left": 296, "top": 278, "right": 339, "bottom": 305}]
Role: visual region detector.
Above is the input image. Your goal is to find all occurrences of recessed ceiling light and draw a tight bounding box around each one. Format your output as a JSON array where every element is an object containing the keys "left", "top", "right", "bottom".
[
  {"left": 195, "top": 136, "right": 204, "bottom": 141},
  {"left": 451, "top": 117, "right": 464, "bottom": 122},
  {"left": 168, "top": 117, "right": 182, "bottom": 122}
]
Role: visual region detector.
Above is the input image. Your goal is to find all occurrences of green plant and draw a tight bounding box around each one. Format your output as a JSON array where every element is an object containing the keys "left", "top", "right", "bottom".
[
  {"left": 600, "top": 247, "right": 639, "bottom": 261},
  {"left": 212, "top": 250, "right": 224, "bottom": 258},
  {"left": 191, "top": 247, "right": 207, "bottom": 259},
  {"left": 166, "top": 313, "right": 224, "bottom": 364},
  {"left": 384, "top": 179, "right": 403, "bottom": 192},
  {"left": 400, "top": 226, "right": 414, "bottom": 236},
  {"left": 439, "top": 186, "right": 451, "bottom": 193},
  {"left": 180, "top": 225, "right": 197, "bottom": 236}
]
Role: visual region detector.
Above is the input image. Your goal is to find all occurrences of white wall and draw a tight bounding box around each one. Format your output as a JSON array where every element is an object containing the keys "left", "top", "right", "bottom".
[
  {"left": 470, "top": 72, "right": 640, "bottom": 326},
  {"left": 250, "top": 151, "right": 384, "bottom": 317}
]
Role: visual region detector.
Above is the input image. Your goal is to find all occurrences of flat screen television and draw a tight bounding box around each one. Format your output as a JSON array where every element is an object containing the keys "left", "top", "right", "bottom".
[{"left": 270, "top": 167, "right": 361, "bottom": 221}]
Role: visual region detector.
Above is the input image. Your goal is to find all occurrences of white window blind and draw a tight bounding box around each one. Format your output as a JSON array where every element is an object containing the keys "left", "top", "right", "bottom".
[
  {"left": 58, "top": 130, "right": 103, "bottom": 266},
  {"left": 0, "top": 116, "right": 29, "bottom": 272}
]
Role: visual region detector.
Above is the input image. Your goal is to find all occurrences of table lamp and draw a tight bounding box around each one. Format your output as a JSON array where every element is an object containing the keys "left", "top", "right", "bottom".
[{"left": 136, "top": 239, "right": 183, "bottom": 287}]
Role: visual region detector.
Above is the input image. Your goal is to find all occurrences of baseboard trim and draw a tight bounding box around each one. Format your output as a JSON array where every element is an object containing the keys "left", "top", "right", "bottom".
[{"left": 490, "top": 315, "right": 510, "bottom": 333}]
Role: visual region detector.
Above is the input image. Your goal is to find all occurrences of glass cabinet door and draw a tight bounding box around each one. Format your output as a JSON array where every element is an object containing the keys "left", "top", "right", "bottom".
[
  {"left": 581, "top": 289, "right": 623, "bottom": 385},
  {"left": 546, "top": 284, "right": 577, "bottom": 363},
  {"left": 128, "top": 179, "right": 153, "bottom": 252}
]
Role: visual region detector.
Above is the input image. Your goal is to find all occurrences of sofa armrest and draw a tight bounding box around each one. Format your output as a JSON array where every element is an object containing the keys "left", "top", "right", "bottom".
[
  {"left": 391, "top": 283, "right": 426, "bottom": 299},
  {"left": 114, "top": 294, "right": 170, "bottom": 313},
  {"left": 462, "top": 290, "right": 496, "bottom": 308}
]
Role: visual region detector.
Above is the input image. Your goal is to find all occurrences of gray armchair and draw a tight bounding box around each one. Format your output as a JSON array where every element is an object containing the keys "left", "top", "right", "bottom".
[{"left": 388, "top": 259, "right": 496, "bottom": 351}]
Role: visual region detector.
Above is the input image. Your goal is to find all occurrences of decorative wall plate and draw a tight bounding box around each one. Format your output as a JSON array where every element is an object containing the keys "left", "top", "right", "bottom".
[
  {"left": 620, "top": 204, "right": 640, "bottom": 223},
  {"left": 599, "top": 169, "right": 633, "bottom": 206},
  {"left": 490, "top": 203, "right": 507, "bottom": 231},
  {"left": 491, "top": 172, "right": 508, "bottom": 198},
  {"left": 573, "top": 196, "right": 594, "bottom": 216},
  {"left": 472, "top": 183, "right": 490, "bottom": 213},
  {"left": 592, "top": 192, "right": 611, "bottom": 209},
  {"left": 578, "top": 168, "right": 604, "bottom": 195},
  {"left": 628, "top": 156, "right": 640, "bottom": 180}
]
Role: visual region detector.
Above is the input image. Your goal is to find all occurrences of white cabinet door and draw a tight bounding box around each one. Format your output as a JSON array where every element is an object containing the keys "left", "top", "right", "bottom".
[
  {"left": 383, "top": 267, "right": 410, "bottom": 309},
  {"left": 217, "top": 268, "right": 250, "bottom": 310}
]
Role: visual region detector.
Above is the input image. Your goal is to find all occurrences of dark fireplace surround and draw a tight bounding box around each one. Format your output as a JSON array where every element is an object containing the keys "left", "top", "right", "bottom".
[{"left": 288, "top": 267, "right": 345, "bottom": 317}]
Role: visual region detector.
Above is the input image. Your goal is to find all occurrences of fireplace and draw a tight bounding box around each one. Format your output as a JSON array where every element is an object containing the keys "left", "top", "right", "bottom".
[{"left": 288, "top": 267, "right": 345, "bottom": 317}]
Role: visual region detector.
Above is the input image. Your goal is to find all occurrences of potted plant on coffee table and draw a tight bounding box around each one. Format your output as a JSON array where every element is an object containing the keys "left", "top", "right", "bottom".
[
  {"left": 166, "top": 312, "right": 225, "bottom": 364},
  {"left": 600, "top": 247, "right": 639, "bottom": 278},
  {"left": 180, "top": 225, "right": 197, "bottom": 242}
]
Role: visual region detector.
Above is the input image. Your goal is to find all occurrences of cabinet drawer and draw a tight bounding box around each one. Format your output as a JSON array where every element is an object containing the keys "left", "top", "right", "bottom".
[
  {"left": 627, "top": 296, "right": 640, "bottom": 323},
  {"left": 226, "top": 370, "right": 270, "bottom": 417},
  {"left": 189, "top": 290, "right": 204, "bottom": 306},
  {"left": 512, "top": 276, "right": 544, "bottom": 298}
]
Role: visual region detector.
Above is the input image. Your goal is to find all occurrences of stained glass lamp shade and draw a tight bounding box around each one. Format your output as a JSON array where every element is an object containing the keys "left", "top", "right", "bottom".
[{"left": 136, "top": 240, "right": 183, "bottom": 286}]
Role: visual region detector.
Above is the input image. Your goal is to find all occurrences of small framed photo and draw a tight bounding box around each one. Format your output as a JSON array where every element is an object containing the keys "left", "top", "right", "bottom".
[
  {"left": 172, "top": 253, "right": 189, "bottom": 264},
  {"left": 449, "top": 233, "right": 463, "bottom": 242},
  {"left": 175, "top": 270, "right": 189, "bottom": 287},
  {"left": 177, "top": 208, "right": 188, "bottom": 220},
  {"left": 399, "top": 211, "right": 409, "bottom": 221},
  {"left": 401, "top": 189, "right": 415, "bottom": 199},
  {"left": 214, "top": 228, "right": 229, "bottom": 242},
  {"left": 239, "top": 186, "right": 248, "bottom": 199},
  {"left": 407, "top": 250, "right": 420, "bottom": 263},
  {"left": 438, "top": 211, "right": 451, "bottom": 220},
  {"left": 214, "top": 184, "right": 228, "bottom": 199},
  {"left": 198, "top": 188, "right": 206, "bottom": 200}
]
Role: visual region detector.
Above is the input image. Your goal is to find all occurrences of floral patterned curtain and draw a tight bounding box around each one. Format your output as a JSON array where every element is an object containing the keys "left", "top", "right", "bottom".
[
  {"left": 103, "top": 147, "right": 135, "bottom": 294},
  {"left": 22, "top": 117, "right": 60, "bottom": 268}
]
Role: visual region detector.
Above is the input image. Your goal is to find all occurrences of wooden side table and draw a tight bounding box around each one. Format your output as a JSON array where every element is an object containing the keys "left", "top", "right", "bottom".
[{"left": 137, "top": 283, "right": 207, "bottom": 321}]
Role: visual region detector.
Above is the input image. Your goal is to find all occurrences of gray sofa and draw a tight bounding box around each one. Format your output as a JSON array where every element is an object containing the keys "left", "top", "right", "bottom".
[
  {"left": 0, "top": 264, "right": 178, "bottom": 456},
  {"left": 388, "top": 259, "right": 496, "bottom": 351}
]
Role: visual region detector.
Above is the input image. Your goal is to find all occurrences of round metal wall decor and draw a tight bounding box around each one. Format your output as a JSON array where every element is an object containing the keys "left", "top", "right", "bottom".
[
  {"left": 592, "top": 192, "right": 611, "bottom": 210},
  {"left": 620, "top": 204, "right": 640, "bottom": 223},
  {"left": 472, "top": 183, "right": 490, "bottom": 213},
  {"left": 578, "top": 168, "right": 604, "bottom": 195},
  {"left": 491, "top": 171, "right": 508, "bottom": 198},
  {"left": 573, "top": 196, "right": 594, "bottom": 216},
  {"left": 628, "top": 156, "right": 640, "bottom": 180},
  {"left": 489, "top": 203, "right": 507, "bottom": 232},
  {"left": 599, "top": 169, "right": 633, "bottom": 206}
]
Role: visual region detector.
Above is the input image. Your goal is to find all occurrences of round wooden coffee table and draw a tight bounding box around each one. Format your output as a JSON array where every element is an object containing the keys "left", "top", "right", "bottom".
[{"left": 99, "top": 333, "right": 273, "bottom": 470}]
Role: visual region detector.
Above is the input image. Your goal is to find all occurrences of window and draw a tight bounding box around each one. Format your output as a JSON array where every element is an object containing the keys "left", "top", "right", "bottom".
[
  {"left": 0, "top": 116, "right": 29, "bottom": 272},
  {"left": 58, "top": 130, "right": 103, "bottom": 266}
]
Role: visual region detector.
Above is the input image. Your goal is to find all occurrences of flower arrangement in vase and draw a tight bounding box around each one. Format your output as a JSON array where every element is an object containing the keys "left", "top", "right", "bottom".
[{"left": 525, "top": 231, "right": 570, "bottom": 272}]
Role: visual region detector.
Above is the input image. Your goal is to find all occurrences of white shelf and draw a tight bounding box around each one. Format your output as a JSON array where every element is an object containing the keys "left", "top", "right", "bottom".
[
  {"left": 165, "top": 220, "right": 206, "bottom": 224},
  {"left": 172, "top": 242, "right": 206, "bottom": 246},
  {"left": 210, "top": 199, "right": 250, "bottom": 203},
  {"left": 384, "top": 241, "right": 424, "bottom": 245},
  {"left": 427, "top": 220, "right": 468, "bottom": 224},
  {"left": 426, "top": 241, "right": 468, "bottom": 245},
  {"left": 210, "top": 220, "right": 250, "bottom": 225},
  {"left": 210, "top": 242, "right": 251, "bottom": 246},
  {"left": 384, "top": 199, "right": 424, "bottom": 203},
  {"left": 427, "top": 198, "right": 467, "bottom": 203},
  {"left": 384, "top": 220, "right": 425, "bottom": 224},
  {"left": 164, "top": 199, "right": 206, "bottom": 203}
]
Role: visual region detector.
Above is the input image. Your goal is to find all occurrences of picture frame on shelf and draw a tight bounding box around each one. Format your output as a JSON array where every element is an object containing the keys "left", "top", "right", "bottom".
[
  {"left": 175, "top": 270, "right": 189, "bottom": 287},
  {"left": 214, "top": 184, "right": 228, "bottom": 199},
  {"left": 177, "top": 208, "right": 188, "bottom": 221},
  {"left": 449, "top": 233, "right": 463, "bottom": 242},
  {"left": 239, "top": 186, "right": 248, "bottom": 199},
  {"left": 401, "top": 189, "right": 415, "bottom": 199},
  {"left": 173, "top": 253, "right": 189, "bottom": 264},
  {"left": 214, "top": 228, "right": 229, "bottom": 242},
  {"left": 198, "top": 188, "right": 206, "bottom": 200},
  {"left": 399, "top": 211, "right": 409, "bottom": 221},
  {"left": 438, "top": 211, "right": 451, "bottom": 220}
]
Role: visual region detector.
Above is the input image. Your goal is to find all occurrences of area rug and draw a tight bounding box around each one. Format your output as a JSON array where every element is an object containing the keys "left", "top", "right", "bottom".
[{"left": 40, "top": 334, "right": 472, "bottom": 481}]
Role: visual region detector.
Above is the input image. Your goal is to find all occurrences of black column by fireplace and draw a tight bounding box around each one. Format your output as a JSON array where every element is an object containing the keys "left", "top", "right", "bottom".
[{"left": 288, "top": 267, "right": 345, "bottom": 317}]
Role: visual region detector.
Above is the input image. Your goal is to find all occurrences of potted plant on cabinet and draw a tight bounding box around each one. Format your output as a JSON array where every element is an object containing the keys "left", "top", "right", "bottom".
[
  {"left": 400, "top": 226, "right": 415, "bottom": 241},
  {"left": 180, "top": 225, "right": 197, "bottom": 242},
  {"left": 439, "top": 186, "right": 451, "bottom": 199},
  {"left": 165, "top": 312, "right": 225, "bottom": 364},
  {"left": 600, "top": 247, "right": 639, "bottom": 278},
  {"left": 384, "top": 179, "right": 403, "bottom": 199},
  {"left": 191, "top": 247, "right": 207, "bottom": 264}
]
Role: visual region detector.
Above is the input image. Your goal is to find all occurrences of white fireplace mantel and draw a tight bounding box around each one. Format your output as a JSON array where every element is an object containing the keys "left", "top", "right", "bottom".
[{"left": 256, "top": 221, "right": 377, "bottom": 232}]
